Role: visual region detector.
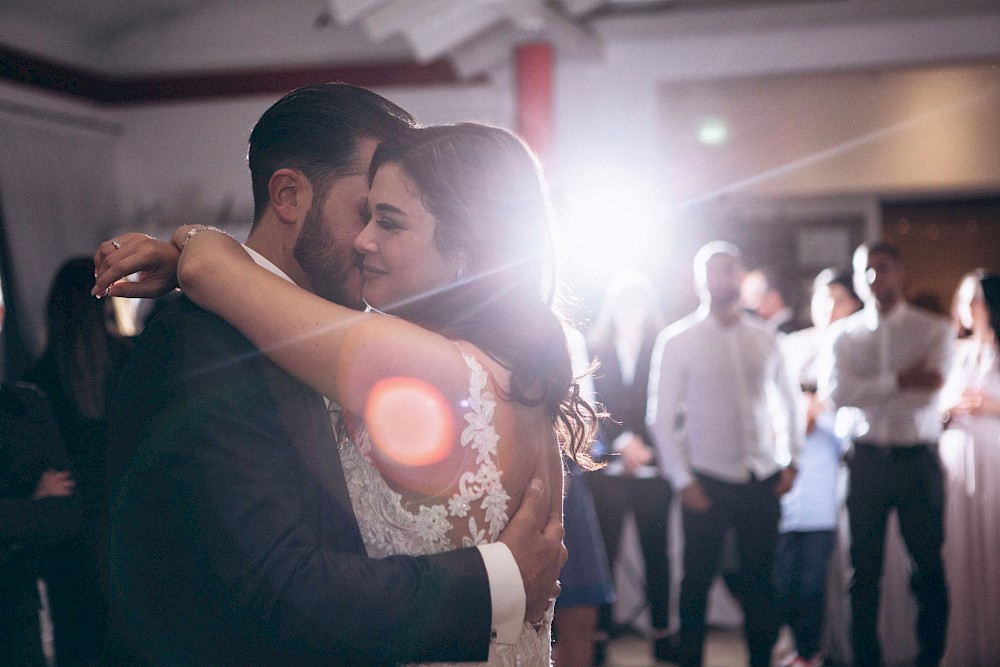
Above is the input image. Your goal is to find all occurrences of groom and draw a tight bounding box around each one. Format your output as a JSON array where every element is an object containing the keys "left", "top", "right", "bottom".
[{"left": 104, "top": 84, "right": 564, "bottom": 666}]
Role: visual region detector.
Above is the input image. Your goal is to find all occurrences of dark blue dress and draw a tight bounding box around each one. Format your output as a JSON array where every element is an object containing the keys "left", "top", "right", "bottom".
[{"left": 556, "top": 459, "right": 615, "bottom": 608}]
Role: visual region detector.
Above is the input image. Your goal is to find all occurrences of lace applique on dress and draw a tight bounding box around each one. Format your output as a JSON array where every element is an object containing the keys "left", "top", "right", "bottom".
[
  {"left": 339, "top": 350, "right": 510, "bottom": 557},
  {"left": 336, "top": 349, "right": 552, "bottom": 666}
]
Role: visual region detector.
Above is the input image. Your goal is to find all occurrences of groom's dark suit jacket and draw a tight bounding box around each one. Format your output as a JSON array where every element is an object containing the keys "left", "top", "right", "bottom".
[{"left": 106, "top": 294, "right": 492, "bottom": 666}]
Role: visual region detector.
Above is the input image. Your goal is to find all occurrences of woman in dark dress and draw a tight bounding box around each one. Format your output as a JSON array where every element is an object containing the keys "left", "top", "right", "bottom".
[
  {"left": 586, "top": 270, "right": 675, "bottom": 661},
  {"left": 24, "top": 257, "right": 130, "bottom": 666},
  {"left": 1, "top": 381, "right": 78, "bottom": 666}
]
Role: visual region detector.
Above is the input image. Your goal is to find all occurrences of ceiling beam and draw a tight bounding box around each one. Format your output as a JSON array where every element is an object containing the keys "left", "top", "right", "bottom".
[
  {"left": 0, "top": 45, "right": 485, "bottom": 105},
  {"left": 396, "top": 3, "right": 506, "bottom": 62},
  {"left": 326, "top": 0, "right": 387, "bottom": 25}
]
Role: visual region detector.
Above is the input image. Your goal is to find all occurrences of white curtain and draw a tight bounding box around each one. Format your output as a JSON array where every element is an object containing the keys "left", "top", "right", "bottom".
[{"left": 0, "top": 101, "right": 120, "bottom": 376}]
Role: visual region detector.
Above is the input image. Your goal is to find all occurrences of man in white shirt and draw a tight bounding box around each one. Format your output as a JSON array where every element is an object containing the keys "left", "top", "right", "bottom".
[
  {"left": 647, "top": 241, "right": 802, "bottom": 667},
  {"left": 823, "top": 242, "right": 951, "bottom": 667}
]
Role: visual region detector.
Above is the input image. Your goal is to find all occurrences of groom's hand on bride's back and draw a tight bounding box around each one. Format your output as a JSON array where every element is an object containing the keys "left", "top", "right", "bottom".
[{"left": 499, "top": 478, "right": 566, "bottom": 625}]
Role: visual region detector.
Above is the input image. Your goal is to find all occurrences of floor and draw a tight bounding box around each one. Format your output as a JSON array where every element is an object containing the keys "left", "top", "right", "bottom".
[
  {"left": 602, "top": 628, "right": 922, "bottom": 667},
  {"left": 604, "top": 627, "right": 748, "bottom": 667}
]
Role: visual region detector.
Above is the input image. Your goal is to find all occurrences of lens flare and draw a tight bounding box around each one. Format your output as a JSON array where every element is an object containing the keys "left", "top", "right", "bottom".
[{"left": 364, "top": 376, "right": 455, "bottom": 469}]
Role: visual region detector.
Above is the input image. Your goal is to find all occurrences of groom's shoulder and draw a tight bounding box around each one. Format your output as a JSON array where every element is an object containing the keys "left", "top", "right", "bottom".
[
  {"left": 144, "top": 291, "right": 229, "bottom": 328},
  {"left": 121, "top": 292, "right": 264, "bottom": 388},
  {"left": 139, "top": 292, "right": 250, "bottom": 348}
]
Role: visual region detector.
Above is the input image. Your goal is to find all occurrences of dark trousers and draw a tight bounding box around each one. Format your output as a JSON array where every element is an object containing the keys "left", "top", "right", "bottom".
[
  {"left": 847, "top": 443, "right": 948, "bottom": 667},
  {"left": 0, "top": 561, "right": 48, "bottom": 667},
  {"left": 678, "top": 472, "right": 781, "bottom": 667},
  {"left": 587, "top": 474, "right": 673, "bottom": 633},
  {"left": 773, "top": 529, "right": 836, "bottom": 659}
]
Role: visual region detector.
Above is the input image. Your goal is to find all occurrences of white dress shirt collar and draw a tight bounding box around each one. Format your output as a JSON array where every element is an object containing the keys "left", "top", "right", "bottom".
[
  {"left": 862, "top": 299, "right": 907, "bottom": 330},
  {"left": 243, "top": 245, "right": 294, "bottom": 283}
]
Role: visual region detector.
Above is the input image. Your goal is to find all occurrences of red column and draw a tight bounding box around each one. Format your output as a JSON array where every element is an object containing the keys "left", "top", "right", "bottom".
[{"left": 515, "top": 42, "right": 554, "bottom": 165}]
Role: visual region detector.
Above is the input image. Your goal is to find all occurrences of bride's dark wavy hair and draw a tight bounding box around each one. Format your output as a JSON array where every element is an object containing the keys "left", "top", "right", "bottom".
[{"left": 367, "top": 123, "right": 600, "bottom": 468}]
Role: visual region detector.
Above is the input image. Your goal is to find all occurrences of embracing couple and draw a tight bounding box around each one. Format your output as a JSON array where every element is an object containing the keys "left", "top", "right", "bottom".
[{"left": 93, "top": 84, "right": 597, "bottom": 666}]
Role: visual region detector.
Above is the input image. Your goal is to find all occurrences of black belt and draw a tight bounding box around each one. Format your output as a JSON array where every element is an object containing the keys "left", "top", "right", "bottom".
[{"left": 853, "top": 442, "right": 932, "bottom": 456}]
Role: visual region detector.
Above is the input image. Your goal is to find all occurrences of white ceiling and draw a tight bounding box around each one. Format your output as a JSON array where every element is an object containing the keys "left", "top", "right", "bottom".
[{"left": 3, "top": 0, "right": 999, "bottom": 80}]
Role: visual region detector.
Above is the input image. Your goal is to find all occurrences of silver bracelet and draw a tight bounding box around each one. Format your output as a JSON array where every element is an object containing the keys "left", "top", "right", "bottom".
[{"left": 181, "top": 225, "right": 227, "bottom": 248}]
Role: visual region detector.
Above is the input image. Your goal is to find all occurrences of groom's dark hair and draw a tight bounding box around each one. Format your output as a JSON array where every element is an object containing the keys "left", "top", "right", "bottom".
[{"left": 247, "top": 82, "right": 416, "bottom": 223}]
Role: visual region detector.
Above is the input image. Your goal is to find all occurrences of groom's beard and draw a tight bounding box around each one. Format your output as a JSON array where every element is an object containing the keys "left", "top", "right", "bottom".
[{"left": 294, "top": 203, "right": 364, "bottom": 310}]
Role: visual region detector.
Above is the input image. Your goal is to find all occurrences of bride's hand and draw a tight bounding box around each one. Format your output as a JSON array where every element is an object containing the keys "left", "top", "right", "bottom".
[{"left": 92, "top": 232, "right": 180, "bottom": 299}]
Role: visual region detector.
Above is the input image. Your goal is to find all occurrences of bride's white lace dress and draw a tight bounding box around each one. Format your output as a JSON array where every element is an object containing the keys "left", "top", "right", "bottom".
[{"left": 338, "top": 349, "right": 552, "bottom": 666}]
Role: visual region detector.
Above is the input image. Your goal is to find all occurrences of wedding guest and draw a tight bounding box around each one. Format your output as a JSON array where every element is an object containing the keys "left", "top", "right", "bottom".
[
  {"left": 938, "top": 270, "right": 1000, "bottom": 666},
  {"left": 823, "top": 242, "right": 951, "bottom": 667},
  {"left": 585, "top": 269, "right": 674, "bottom": 662},
  {"left": 1, "top": 381, "right": 78, "bottom": 666},
  {"left": 774, "top": 268, "right": 861, "bottom": 667},
  {"left": 647, "top": 241, "right": 802, "bottom": 667},
  {"left": 741, "top": 266, "right": 809, "bottom": 335},
  {"left": 554, "top": 325, "right": 616, "bottom": 667},
  {"left": 24, "top": 256, "right": 130, "bottom": 665}
]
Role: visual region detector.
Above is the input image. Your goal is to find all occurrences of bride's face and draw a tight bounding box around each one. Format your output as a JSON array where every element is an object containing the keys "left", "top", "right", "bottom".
[{"left": 355, "top": 162, "right": 463, "bottom": 310}]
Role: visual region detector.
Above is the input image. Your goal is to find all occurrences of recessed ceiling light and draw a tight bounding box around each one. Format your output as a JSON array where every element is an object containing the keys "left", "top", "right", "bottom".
[{"left": 697, "top": 117, "right": 730, "bottom": 145}]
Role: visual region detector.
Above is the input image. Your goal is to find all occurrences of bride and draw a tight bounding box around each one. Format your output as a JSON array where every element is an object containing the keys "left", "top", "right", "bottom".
[{"left": 95, "top": 123, "right": 598, "bottom": 666}]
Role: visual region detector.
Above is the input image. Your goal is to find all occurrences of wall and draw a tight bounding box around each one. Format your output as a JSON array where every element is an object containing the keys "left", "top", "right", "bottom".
[
  {"left": 657, "top": 62, "right": 1000, "bottom": 203},
  {"left": 550, "top": 8, "right": 1000, "bottom": 311},
  {"left": 6, "top": 7, "right": 1000, "bottom": 246},
  {"left": 0, "top": 80, "right": 121, "bottom": 359},
  {"left": 5, "top": 5, "right": 1000, "bottom": 348},
  {"left": 552, "top": 7, "right": 1000, "bottom": 183}
]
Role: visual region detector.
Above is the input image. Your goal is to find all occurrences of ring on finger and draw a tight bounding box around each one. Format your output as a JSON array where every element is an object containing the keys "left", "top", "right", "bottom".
[{"left": 111, "top": 239, "right": 122, "bottom": 250}]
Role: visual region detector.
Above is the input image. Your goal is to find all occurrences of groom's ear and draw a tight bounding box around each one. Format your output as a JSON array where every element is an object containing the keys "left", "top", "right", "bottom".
[{"left": 269, "top": 168, "right": 312, "bottom": 225}]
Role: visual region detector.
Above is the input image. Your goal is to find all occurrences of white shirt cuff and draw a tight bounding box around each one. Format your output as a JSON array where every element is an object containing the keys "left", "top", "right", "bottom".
[
  {"left": 669, "top": 467, "right": 693, "bottom": 491},
  {"left": 478, "top": 542, "right": 525, "bottom": 644},
  {"left": 611, "top": 430, "right": 636, "bottom": 452}
]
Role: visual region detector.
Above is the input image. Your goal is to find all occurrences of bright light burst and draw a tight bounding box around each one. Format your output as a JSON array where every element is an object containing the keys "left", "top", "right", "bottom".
[{"left": 554, "top": 161, "right": 671, "bottom": 285}]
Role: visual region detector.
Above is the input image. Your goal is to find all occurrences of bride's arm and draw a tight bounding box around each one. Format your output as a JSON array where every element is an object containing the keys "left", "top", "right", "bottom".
[{"left": 172, "top": 227, "right": 469, "bottom": 415}]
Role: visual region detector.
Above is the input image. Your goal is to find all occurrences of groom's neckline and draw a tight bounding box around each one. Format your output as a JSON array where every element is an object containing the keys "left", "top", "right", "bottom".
[{"left": 244, "top": 244, "right": 294, "bottom": 284}]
